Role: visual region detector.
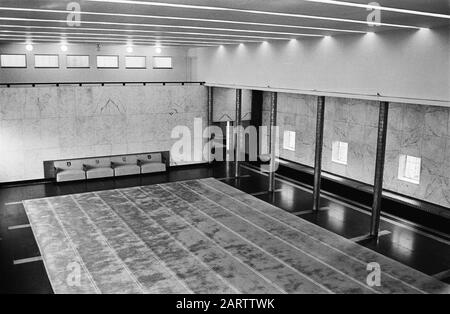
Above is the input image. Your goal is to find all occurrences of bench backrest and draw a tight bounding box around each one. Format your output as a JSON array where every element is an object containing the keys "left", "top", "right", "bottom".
[
  {"left": 137, "top": 153, "right": 162, "bottom": 163},
  {"left": 54, "top": 160, "right": 84, "bottom": 170},
  {"left": 111, "top": 155, "right": 138, "bottom": 165},
  {"left": 84, "top": 157, "right": 111, "bottom": 168}
]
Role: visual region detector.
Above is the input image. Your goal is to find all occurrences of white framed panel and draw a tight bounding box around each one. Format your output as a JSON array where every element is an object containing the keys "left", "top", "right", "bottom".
[
  {"left": 34, "top": 54, "right": 59, "bottom": 68},
  {"left": 283, "top": 130, "right": 296, "bottom": 151},
  {"left": 97, "top": 55, "right": 119, "bottom": 68},
  {"left": 0, "top": 54, "right": 27, "bottom": 68},
  {"left": 153, "top": 56, "right": 172, "bottom": 69},
  {"left": 398, "top": 154, "right": 421, "bottom": 184},
  {"left": 66, "top": 55, "right": 90, "bottom": 68},
  {"left": 125, "top": 56, "right": 146, "bottom": 69},
  {"left": 331, "top": 141, "right": 348, "bottom": 165}
]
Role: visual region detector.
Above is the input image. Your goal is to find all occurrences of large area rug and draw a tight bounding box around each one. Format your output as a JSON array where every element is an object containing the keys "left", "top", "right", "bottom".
[{"left": 23, "top": 178, "right": 449, "bottom": 294}]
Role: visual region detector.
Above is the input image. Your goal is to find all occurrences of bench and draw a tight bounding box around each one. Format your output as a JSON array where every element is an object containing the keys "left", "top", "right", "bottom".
[{"left": 49, "top": 152, "right": 168, "bottom": 182}]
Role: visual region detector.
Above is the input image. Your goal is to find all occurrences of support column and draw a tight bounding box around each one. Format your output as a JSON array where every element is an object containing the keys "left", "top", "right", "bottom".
[
  {"left": 207, "top": 87, "right": 214, "bottom": 163},
  {"left": 235, "top": 89, "right": 242, "bottom": 178},
  {"left": 312, "top": 96, "right": 326, "bottom": 211},
  {"left": 207, "top": 86, "right": 213, "bottom": 127},
  {"left": 370, "top": 101, "right": 389, "bottom": 237},
  {"left": 268, "top": 92, "right": 278, "bottom": 192}
]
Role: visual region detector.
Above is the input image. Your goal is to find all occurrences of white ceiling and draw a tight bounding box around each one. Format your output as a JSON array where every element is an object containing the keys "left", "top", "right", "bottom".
[{"left": 0, "top": 0, "right": 448, "bottom": 47}]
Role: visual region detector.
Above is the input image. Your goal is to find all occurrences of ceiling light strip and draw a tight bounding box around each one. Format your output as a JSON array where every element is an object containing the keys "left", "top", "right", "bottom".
[
  {"left": 0, "top": 34, "right": 244, "bottom": 45},
  {"left": 86, "top": 0, "right": 421, "bottom": 29},
  {"left": 305, "top": 0, "right": 450, "bottom": 19},
  {"left": 0, "top": 17, "right": 324, "bottom": 37},
  {"left": 0, "top": 6, "right": 366, "bottom": 34},
  {"left": 0, "top": 24, "right": 300, "bottom": 40},
  {"left": 0, "top": 30, "right": 276, "bottom": 42},
  {"left": 0, "top": 37, "right": 219, "bottom": 46}
]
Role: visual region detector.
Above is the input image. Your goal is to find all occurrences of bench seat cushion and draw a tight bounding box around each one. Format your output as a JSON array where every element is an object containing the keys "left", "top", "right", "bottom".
[
  {"left": 114, "top": 164, "right": 140, "bottom": 177},
  {"left": 86, "top": 167, "right": 114, "bottom": 179},
  {"left": 141, "top": 162, "right": 166, "bottom": 174},
  {"left": 56, "top": 169, "right": 86, "bottom": 182}
]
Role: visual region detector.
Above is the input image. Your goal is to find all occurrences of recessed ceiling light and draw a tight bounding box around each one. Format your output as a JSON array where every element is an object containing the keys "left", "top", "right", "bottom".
[
  {"left": 61, "top": 44, "right": 68, "bottom": 51},
  {"left": 305, "top": 0, "right": 450, "bottom": 19},
  {"left": 0, "top": 37, "right": 218, "bottom": 46},
  {"left": 0, "top": 33, "right": 241, "bottom": 45},
  {"left": 25, "top": 44, "right": 33, "bottom": 51},
  {"left": 155, "top": 47, "right": 162, "bottom": 54},
  {"left": 126, "top": 46, "right": 133, "bottom": 53}
]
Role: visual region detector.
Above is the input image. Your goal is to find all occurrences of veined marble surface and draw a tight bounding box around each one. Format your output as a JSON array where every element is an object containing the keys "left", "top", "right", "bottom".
[
  {"left": 213, "top": 87, "right": 252, "bottom": 122},
  {"left": 0, "top": 85, "right": 207, "bottom": 182},
  {"left": 262, "top": 92, "right": 450, "bottom": 211},
  {"left": 23, "top": 178, "right": 449, "bottom": 294}
]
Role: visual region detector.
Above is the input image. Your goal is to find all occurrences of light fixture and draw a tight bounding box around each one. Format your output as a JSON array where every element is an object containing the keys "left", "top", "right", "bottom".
[
  {"left": 25, "top": 44, "right": 33, "bottom": 51},
  {"left": 0, "top": 24, "right": 312, "bottom": 41},
  {"left": 0, "top": 33, "right": 242, "bottom": 45},
  {"left": 155, "top": 46, "right": 162, "bottom": 54},
  {"left": 0, "top": 29, "right": 283, "bottom": 43},
  {"left": 0, "top": 36, "right": 220, "bottom": 47},
  {"left": 0, "top": 6, "right": 368, "bottom": 34},
  {"left": 0, "top": 17, "right": 326, "bottom": 37},
  {"left": 305, "top": 0, "right": 450, "bottom": 19},
  {"left": 126, "top": 46, "right": 133, "bottom": 53},
  {"left": 61, "top": 44, "right": 68, "bottom": 51},
  {"left": 84, "top": 0, "right": 422, "bottom": 29}
]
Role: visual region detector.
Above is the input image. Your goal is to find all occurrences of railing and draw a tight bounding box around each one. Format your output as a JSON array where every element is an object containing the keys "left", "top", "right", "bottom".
[{"left": 0, "top": 81, "right": 205, "bottom": 88}]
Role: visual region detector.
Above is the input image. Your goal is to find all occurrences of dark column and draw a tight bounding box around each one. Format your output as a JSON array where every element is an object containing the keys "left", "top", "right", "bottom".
[
  {"left": 268, "top": 92, "right": 278, "bottom": 192},
  {"left": 312, "top": 96, "right": 326, "bottom": 211},
  {"left": 207, "top": 86, "right": 213, "bottom": 127},
  {"left": 370, "top": 101, "right": 389, "bottom": 237},
  {"left": 207, "top": 87, "right": 214, "bottom": 163},
  {"left": 235, "top": 89, "right": 242, "bottom": 178}
]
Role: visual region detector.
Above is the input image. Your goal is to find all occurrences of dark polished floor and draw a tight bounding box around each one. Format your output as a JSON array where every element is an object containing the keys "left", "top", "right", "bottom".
[{"left": 1, "top": 162, "right": 449, "bottom": 293}]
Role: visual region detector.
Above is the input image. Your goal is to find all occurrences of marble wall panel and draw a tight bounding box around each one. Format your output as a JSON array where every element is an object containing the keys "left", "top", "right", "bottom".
[
  {"left": 268, "top": 91, "right": 450, "bottom": 210},
  {"left": 0, "top": 85, "right": 208, "bottom": 182},
  {"left": 213, "top": 88, "right": 252, "bottom": 122}
]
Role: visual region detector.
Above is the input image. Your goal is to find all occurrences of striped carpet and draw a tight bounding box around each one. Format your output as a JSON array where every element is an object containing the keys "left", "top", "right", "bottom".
[{"left": 23, "top": 178, "right": 450, "bottom": 294}]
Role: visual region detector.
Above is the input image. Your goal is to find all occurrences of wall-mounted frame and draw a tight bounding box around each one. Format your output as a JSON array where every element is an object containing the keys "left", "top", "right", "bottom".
[
  {"left": 0, "top": 54, "right": 27, "bottom": 68},
  {"left": 125, "top": 56, "right": 146, "bottom": 69},
  {"left": 66, "top": 55, "right": 90, "bottom": 68},
  {"left": 153, "top": 56, "right": 172, "bottom": 69},
  {"left": 34, "top": 54, "right": 59, "bottom": 68},
  {"left": 97, "top": 55, "right": 119, "bottom": 69}
]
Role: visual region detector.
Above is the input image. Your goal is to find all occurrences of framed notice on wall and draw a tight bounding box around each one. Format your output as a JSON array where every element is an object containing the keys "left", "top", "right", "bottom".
[
  {"left": 66, "top": 55, "right": 90, "bottom": 68},
  {"left": 35, "top": 54, "right": 59, "bottom": 68},
  {"left": 97, "top": 55, "right": 119, "bottom": 68},
  {"left": 0, "top": 54, "right": 27, "bottom": 68},
  {"left": 153, "top": 56, "right": 172, "bottom": 69},
  {"left": 125, "top": 56, "right": 146, "bottom": 69}
]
